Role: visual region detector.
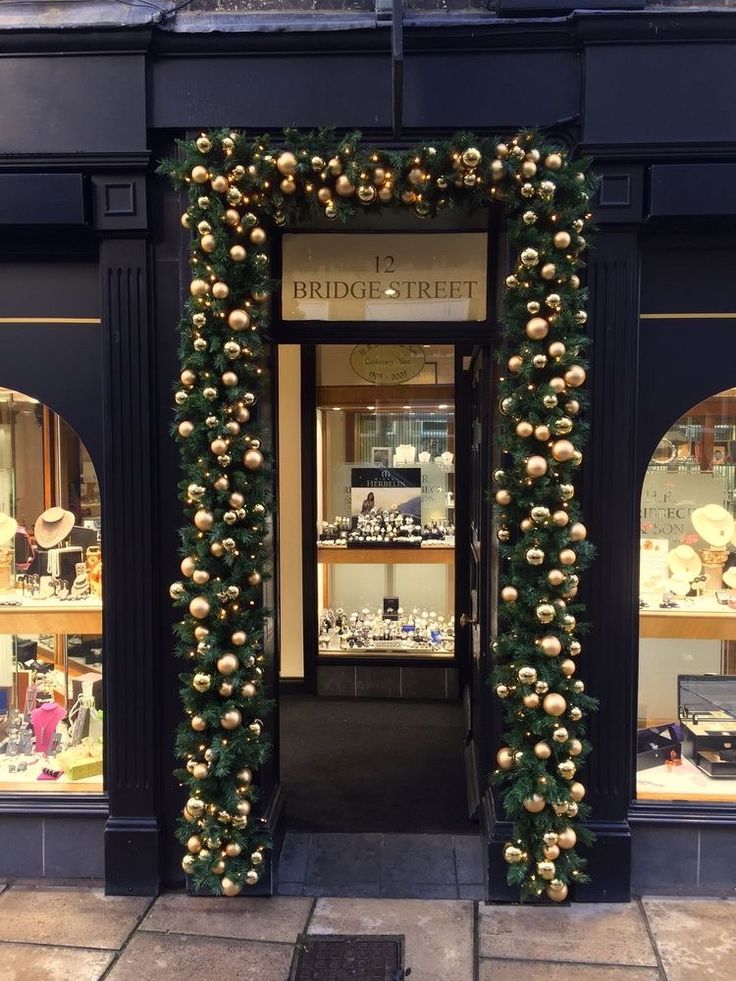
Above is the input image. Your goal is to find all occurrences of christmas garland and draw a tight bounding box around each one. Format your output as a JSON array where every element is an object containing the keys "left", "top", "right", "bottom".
[{"left": 160, "top": 128, "right": 597, "bottom": 900}]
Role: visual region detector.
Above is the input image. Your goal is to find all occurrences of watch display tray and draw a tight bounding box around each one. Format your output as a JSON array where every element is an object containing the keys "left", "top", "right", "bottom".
[{"left": 696, "top": 749, "right": 736, "bottom": 778}]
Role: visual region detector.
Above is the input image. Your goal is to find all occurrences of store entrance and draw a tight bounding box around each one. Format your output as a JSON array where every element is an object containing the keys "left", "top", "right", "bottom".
[{"left": 277, "top": 341, "right": 487, "bottom": 892}]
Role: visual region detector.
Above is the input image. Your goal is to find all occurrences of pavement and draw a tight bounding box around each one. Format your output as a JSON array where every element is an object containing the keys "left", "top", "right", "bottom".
[{"left": 0, "top": 881, "right": 733, "bottom": 980}]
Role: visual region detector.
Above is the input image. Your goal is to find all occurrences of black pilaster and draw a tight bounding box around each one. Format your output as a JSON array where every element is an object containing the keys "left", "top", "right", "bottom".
[
  {"left": 575, "top": 227, "right": 641, "bottom": 901},
  {"left": 101, "top": 237, "right": 160, "bottom": 896}
]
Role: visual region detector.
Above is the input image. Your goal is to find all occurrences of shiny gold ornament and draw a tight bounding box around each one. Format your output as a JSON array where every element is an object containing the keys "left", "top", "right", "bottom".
[
  {"left": 559, "top": 484, "right": 575, "bottom": 502},
  {"left": 521, "top": 182, "right": 534, "bottom": 197},
  {"left": 526, "top": 317, "right": 549, "bottom": 340},
  {"left": 537, "top": 860, "right": 556, "bottom": 880},
  {"left": 543, "top": 693, "right": 567, "bottom": 716},
  {"left": 526, "top": 547, "right": 545, "bottom": 566},
  {"left": 527, "top": 301, "right": 541, "bottom": 315},
  {"left": 461, "top": 147, "right": 481, "bottom": 168},
  {"left": 565, "top": 365, "right": 586, "bottom": 388},
  {"left": 575, "top": 309, "right": 588, "bottom": 325},
  {"left": 181, "top": 556, "right": 196, "bottom": 578},
  {"left": 540, "top": 635, "right": 562, "bottom": 657},
  {"left": 518, "top": 666, "right": 537, "bottom": 684},
  {"left": 217, "top": 653, "right": 239, "bottom": 675},
  {"left": 573, "top": 680, "right": 585, "bottom": 694},
  {"left": 175, "top": 391, "right": 188, "bottom": 405},
  {"left": 565, "top": 399, "right": 580, "bottom": 416},
  {"left": 562, "top": 614, "right": 576, "bottom": 633},
  {"left": 520, "top": 248, "right": 539, "bottom": 266},
  {"left": 526, "top": 456, "right": 548, "bottom": 478},
  {"left": 570, "top": 781, "right": 586, "bottom": 801},
  {"left": 500, "top": 397, "right": 513, "bottom": 415},
  {"left": 540, "top": 263, "right": 557, "bottom": 280},
  {"left": 567, "top": 801, "right": 579, "bottom": 818},
  {"left": 245, "top": 869, "right": 260, "bottom": 886},
  {"left": 557, "top": 827, "right": 577, "bottom": 849},
  {"left": 553, "top": 418, "right": 573, "bottom": 436},
  {"left": 569, "top": 706, "right": 583, "bottom": 721},
  {"left": 542, "top": 394, "right": 558, "bottom": 409},
  {"left": 244, "top": 448, "right": 264, "bottom": 470},
  {"left": 569, "top": 640, "right": 582, "bottom": 655},
  {"left": 182, "top": 854, "right": 196, "bottom": 874},
  {"left": 516, "top": 421, "right": 533, "bottom": 438},
  {"left": 559, "top": 548, "right": 576, "bottom": 566},
  {"left": 247, "top": 570, "right": 262, "bottom": 587},
  {"left": 169, "top": 582, "right": 186, "bottom": 600},
  {"left": 496, "top": 747, "right": 514, "bottom": 770},
  {"left": 251, "top": 850, "right": 264, "bottom": 866},
  {"left": 357, "top": 184, "right": 377, "bottom": 203},
  {"left": 189, "top": 596, "right": 210, "bottom": 620},
  {"left": 501, "top": 586, "right": 518, "bottom": 603},
  {"left": 192, "top": 673, "right": 211, "bottom": 693},
  {"left": 531, "top": 507, "right": 550, "bottom": 524},
  {"left": 523, "top": 794, "right": 546, "bottom": 814},
  {"left": 553, "top": 726, "right": 569, "bottom": 743},
  {"left": 237, "top": 768, "right": 253, "bottom": 784},
  {"left": 536, "top": 603, "right": 555, "bottom": 624},
  {"left": 221, "top": 877, "right": 241, "bottom": 897},
  {"left": 495, "top": 684, "right": 510, "bottom": 699},
  {"left": 523, "top": 210, "right": 537, "bottom": 225},
  {"left": 505, "top": 274, "right": 519, "bottom": 288},
  {"left": 534, "top": 741, "right": 552, "bottom": 759},
  {"left": 220, "top": 709, "right": 242, "bottom": 730},
  {"left": 552, "top": 801, "right": 569, "bottom": 816},
  {"left": 558, "top": 759, "right": 576, "bottom": 779},
  {"left": 231, "top": 815, "right": 248, "bottom": 830},
  {"left": 504, "top": 844, "right": 524, "bottom": 864},
  {"left": 497, "top": 528, "right": 510, "bottom": 543},
  {"left": 191, "top": 165, "right": 209, "bottom": 184}
]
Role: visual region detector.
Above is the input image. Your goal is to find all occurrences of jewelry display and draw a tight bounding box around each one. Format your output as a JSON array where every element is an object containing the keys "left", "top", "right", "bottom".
[
  {"left": 319, "top": 606, "right": 454, "bottom": 654},
  {"left": 319, "top": 510, "right": 454, "bottom": 548}
]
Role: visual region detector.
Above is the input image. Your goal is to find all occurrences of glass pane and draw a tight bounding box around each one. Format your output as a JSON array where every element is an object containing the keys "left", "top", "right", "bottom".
[
  {"left": 316, "top": 344, "right": 455, "bottom": 658},
  {"left": 0, "top": 388, "right": 103, "bottom": 793},
  {"left": 637, "top": 386, "right": 736, "bottom": 803}
]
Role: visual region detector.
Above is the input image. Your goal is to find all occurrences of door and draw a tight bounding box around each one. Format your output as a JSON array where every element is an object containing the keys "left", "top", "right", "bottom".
[{"left": 461, "top": 345, "right": 494, "bottom": 819}]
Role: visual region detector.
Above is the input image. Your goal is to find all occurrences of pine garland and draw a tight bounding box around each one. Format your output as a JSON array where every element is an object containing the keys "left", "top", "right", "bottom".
[{"left": 160, "top": 128, "right": 597, "bottom": 900}]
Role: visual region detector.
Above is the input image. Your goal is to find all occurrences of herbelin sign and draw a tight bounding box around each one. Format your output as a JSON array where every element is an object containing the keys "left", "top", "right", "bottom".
[{"left": 281, "top": 232, "right": 488, "bottom": 321}]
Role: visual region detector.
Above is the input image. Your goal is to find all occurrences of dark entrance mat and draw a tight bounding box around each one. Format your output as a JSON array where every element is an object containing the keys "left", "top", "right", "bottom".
[
  {"left": 290, "top": 935, "right": 406, "bottom": 981},
  {"left": 280, "top": 695, "right": 474, "bottom": 833}
]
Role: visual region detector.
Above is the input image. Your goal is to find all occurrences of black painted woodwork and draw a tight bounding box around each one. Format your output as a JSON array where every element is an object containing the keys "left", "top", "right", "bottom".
[
  {"left": 650, "top": 163, "right": 736, "bottom": 218},
  {"left": 0, "top": 174, "right": 87, "bottom": 225}
]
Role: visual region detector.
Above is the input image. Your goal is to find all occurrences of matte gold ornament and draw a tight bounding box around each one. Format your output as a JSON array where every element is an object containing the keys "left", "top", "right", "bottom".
[
  {"left": 548, "top": 569, "right": 565, "bottom": 586},
  {"left": 526, "top": 456, "right": 548, "bottom": 478},
  {"left": 228, "top": 309, "right": 250, "bottom": 331},
  {"left": 218, "top": 681, "right": 233, "bottom": 697},
  {"left": 547, "top": 883, "right": 568, "bottom": 902},
  {"left": 508, "top": 355, "right": 523, "bottom": 373},
  {"left": 548, "top": 341, "right": 566, "bottom": 360},
  {"left": 526, "top": 547, "right": 545, "bottom": 566},
  {"left": 569, "top": 522, "right": 587, "bottom": 541},
  {"left": 335, "top": 174, "right": 356, "bottom": 197},
  {"left": 194, "top": 509, "right": 214, "bottom": 531},
  {"left": 192, "top": 763, "right": 209, "bottom": 780},
  {"left": 520, "top": 518, "right": 533, "bottom": 533},
  {"left": 565, "top": 365, "right": 586, "bottom": 388},
  {"left": 537, "top": 860, "right": 556, "bottom": 880},
  {"left": 560, "top": 658, "right": 576, "bottom": 677},
  {"left": 221, "top": 371, "right": 238, "bottom": 387},
  {"left": 559, "top": 548, "right": 577, "bottom": 566},
  {"left": 568, "top": 738, "right": 583, "bottom": 756},
  {"left": 523, "top": 794, "right": 546, "bottom": 813},
  {"left": 241, "top": 682, "right": 257, "bottom": 698},
  {"left": 276, "top": 151, "right": 298, "bottom": 175},
  {"left": 540, "top": 263, "right": 557, "bottom": 280},
  {"left": 549, "top": 377, "right": 566, "bottom": 393},
  {"left": 220, "top": 709, "right": 242, "bottom": 730},
  {"left": 495, "top": 489, "right": 512, "bottom": 505},
  {"left": 194, "top": 626, "right": 209, "bottom": 641},
  {"left": 237, "top": 768, "right": 253, "bottom": 784},
  {"left": 501, "top": 586, "right": 518, "bottom": 604},
  {"left": 540, "top": 635, "right": 562, "bottom": 657},
  {"left": 191, "top": 165, "right": 209, "bottom": 184},
  {"left": 557, "top": 827, "right": 577, "bottom": 849},
  {"left": 545, "top": 153, "right": 563, "bottom": 170},
  {"left": 217, "top": 653, "right": 239, "bottom": 675},
  {"left": 504, "top": 844, "right": 524, "bottom": 865},
  {"left": 178, "top": 421, "right": 194, "bottom": 438},
  {"left": 181, "top": 556, "right": 196, "bottom": 578},
  {"left": 221, "top": 877, "right": 241, "bottom": 897},
  {"left": 231, "top": 631, "right": 247, "bottom": 646},
  {"left": 496, "top": 747, "right": 514, "bottom": 770},
  {"left": 187, "top": 834, "right": 203, "bottom": 853},
  {"left": 516, "top": 421, "right": 533, "bottom": 438},
  {"left": 565, "top": 399, "right": 580, "bottom": 415},
  {"left": 210, "top": 438, "right": 228, "bottom": 457},
  {"left": 551, "top": 440, "right": 575, "bottom": 462},
  {"left": 536, "top": 603, "right": 555, "bottom": 624},
  {"left": 534, "top": 424, "right": 550, "bottom": 440},
  {"left": 225, "top": 842, "right": 242, "bottom": 857},
  {"left": 534, "top": 741, "right": 552, "bottom": 759},
  {"left": 543, "top": 693, "right": 567, "bottom": 716},
  {"left": 523, "top": 692, "right": 540, "bottom": 708},
  {"left": 570, "top": 781, "right": 586, "bottom": 801},
  {"left": 526, "top": 317, "right": 549, "bottom": 340},
  {"left": 553, "top": 230, "right": 571, "bottom": 250},
  {"left": 244, "top": 448, "right": 264, "bottom": 470},
  {"left": 230, "top": 245, "right": 247, "bottom": 262},
  {"left": 191, "top": 715, "right": 207, "bottom": 732},
  {"left": 189, "top": 596, "right": 210, "bottom": 620},
  {"left": 544, "top": 844, "right": 560, "bottom": 861}
]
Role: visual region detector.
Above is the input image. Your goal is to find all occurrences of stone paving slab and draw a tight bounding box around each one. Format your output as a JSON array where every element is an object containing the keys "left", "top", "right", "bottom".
[
  {"left": 380, "top": 834, "right": 456, "bottom": 884},
  {"left": 0, "top": 941, "right": 114, "bottom": 981},
  {"left": 480, "top": 960, "right": 662, "bottom": 980},
  {"left": 479, "top": 902, "right": 658, "bottom": 967},
  {"left": 309, "top": 897, "right": 474, "bottom": 981},
  {"left": 642, "top": 898, "right": 736, "bottom": 981},
  {"left": 106, "top": 931, "right": 294, "bottom": 981},
  {"left": 0, "top": 886, "right": 150, "bottom": 950},
  {"left": 140, "top": 892, "right": 312, "bottom": 943}
]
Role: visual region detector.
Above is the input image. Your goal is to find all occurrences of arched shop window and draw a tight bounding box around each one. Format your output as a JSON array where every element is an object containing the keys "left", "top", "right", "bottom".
[
  {"left": 0, "top": 387, "right": 102, "bottom": 793},
  {"left": 638, "top": 386, "right": 736, "bottom": 803}
]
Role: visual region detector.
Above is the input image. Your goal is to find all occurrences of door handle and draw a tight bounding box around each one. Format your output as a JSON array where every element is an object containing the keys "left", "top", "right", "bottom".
[{"left": 459, "top": 613, "right": 477, "bottom": 628}]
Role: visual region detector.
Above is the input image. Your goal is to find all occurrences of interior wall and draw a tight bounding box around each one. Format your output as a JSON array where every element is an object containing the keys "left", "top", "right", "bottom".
[{"left": 278, "top": 345, "right": 305, "bottom": 679}]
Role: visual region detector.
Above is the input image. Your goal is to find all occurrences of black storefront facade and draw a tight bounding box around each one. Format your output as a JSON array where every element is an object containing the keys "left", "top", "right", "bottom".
[{"left": 0, "top": 4, "right": 735, "bottom": 900}]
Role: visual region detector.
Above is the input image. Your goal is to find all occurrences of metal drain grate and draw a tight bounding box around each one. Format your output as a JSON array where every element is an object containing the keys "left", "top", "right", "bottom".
[{"left": 290, "top": 934, "right": 406, "bottom": 981}]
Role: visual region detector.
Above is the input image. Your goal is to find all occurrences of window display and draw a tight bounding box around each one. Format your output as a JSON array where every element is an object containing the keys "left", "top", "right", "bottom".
[
  {"left": 637, "top": 387, "right": 736, "bottom": 803},
  {"left": 315, "top": 344, "right": 455, "bottom": 659},
  {"left": 0, "top": 388, "right": 102, "bottom": 792}
]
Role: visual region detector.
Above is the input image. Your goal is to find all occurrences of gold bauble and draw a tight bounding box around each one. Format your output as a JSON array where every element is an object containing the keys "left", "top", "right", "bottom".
[
  {"left": 495, "top": 489, "right": 512, "bottom": 506},
  {"left": 553, "top": 417, "right": 573, "bottom": 435},
  {"left": 557, "top": 827, "right": 577, "bottom": 850},
  {"left": 567, "top": 801, "right": 579, "bottom": 818},
  {"left": 521, "top": 160, "right": 537, "bottom": 178},
  {"left": 191, "top": 715, "right": 207, "bottom": 732},
  {"left": 225, "top": 842, "right": 242, "bottom": 857},
  {"left": 211, "top": 859, "right": 226, "bottom": 876},
  {"left": 210, "top": 438, "right": 228, "bottom": 457},
  {"left": 247, "top": 571, "right": 262, "bottom": 587},
  {"left": 228, "top": 308, "right": 250, "bottom": 331},
  {"left": 189, "top": 596, "right": 210, "bottom": 620},
  {"left": 548, "top": 341, "right": 566, "bottom": 359},
  {"left": 547, "top": 883, "right": 568, "bottom": 902},
  {"left": 245, "top": 870, "right": 260, "bottom": 886},
  {"left": 495, "top": 684, "right": 510, "bottom": 699},
  {"left": 563, "top": 614, "right": 576, "bottom": 633},
  {"left": 523, "top": 210, "right": 537, "bottom": 226},
  {"left": 545, "top": 153, "right": 563, "bottom": 171},
  {"left": 526, "top": 317, "right": 549, "bottom": 340},
  {"left": 194, "top": 509, "right": 214, "bottom": 531},
  {"left": 540, "top": 263, "right": 557, "bottom": 280},
  {"left": 540, "top": 635, "right": 562, "bottom": 657},
  {"left": 378, "top": 185, "right": 393, "bottom": 203},
  {"left": 192, "top": 763, "right": 209, "bottom": 780},
  {"left": 211, "top": 175, "right": 228, "bottom": 194},
  {"left": 241, "top": 682, "right": 257, "bottom": 698},
  {"left": 526, "top": 547, "right": 545, "bottom": 566},
  {"left": 221, "top": 371, "right": 238, "bottom": 388},
  {"left": 221, "top": 877, "right": 241, "bottom": 897},
  {"left": 534, "top": 425, "right": 550, "bottom": 441},
  {"left": 251, "top": 850, "right": 264, "bottom": 866},
  {"left": 544, "top": 844, "right": 560, "bottom": 861},
  {"left": 496, "top": 747, "right": 514, "bottom": 770},
  {"left": 548, "top": 569, "right": 565, "bottom": 586},
  {"left": 533, "top": 354, "right": 548, "bottom": 369},
  {"left": 244, "top": 448, "right": 264, "bottom": 470},
  {"left": 220, "top": 709, "right": 243, "bottom": 731},
  {"left": 280, "top": 178, "right": 296, "bottom": 195},
  {"left": 497, "top": 528, "right": 510, "bottom": 543},
  {"left": 543, "top": 693, "right": 567, "bottom": 716},
  {"left": 231, "top": 631, "right": 247, "bottom": 647},
  {"left": 276, "top": 151, "right": 298, "bottom": 176},
  {"left": 516, "top": 421, "right": 533, "bottom": 438},
  {"left": 568, "top": 739, "right": 583, "bottom": 757},
  {"left": 551, "top": 440, "right": 575, "bottom": 462},
  {"left": 182, "top": 854, "right": 196, "bottom": 874},
  {"left": 570, "top": 707, "right": 583, "bottom": 721},
  {"left": 537, "top": 860, "right": 556, "bottom": 880},
  {"left": 218, "top": 681, "right": 233, "bottom": 697},
  {"left": 576, "top": 309, "right": 588, "bottom": 325},
  {"left": 181, "top": 556, "right": 196, "bottom": 578},
  {"left": 335, "top": 174, "right": 356, "bottom": 197},
  {"left": 192, "top": 673, "right": 211, "bottom": 693},
  {"left": 565, "top": 366, "right": 586, "bottom": 388},
  {"left": 521, "top": 248, "right": 539, "bottom": 266},
  {"left": 178, "top": 421, "right": 194, "bottom": 438},
  {"left": 559, "top": 548, "right": 577, "bottom": 566},
  {"left": 526, "top": 455, "right": 548, "bottom": 478},
  {"left": 527, "top": 301, "right": 541, "bottom": 314},
  {"left": 558, "top": 759, "right": 576, "bottom": 779},
  {"left": 542, "top": 394, "right": 558, "bottom": 409},
  {"left": 560, "top": 659, "right": 576, "bottom": 677},
  {"left": 231, "top": 815, "right": 248, "bottom": 829},
  {"left": 191, "top": 165, "right": 209, "bottom": 184},
  {"left": 549, "top": 377, "right": 566, "bottom": 393},
  {"left": 501, "top": 586, "right": 518, "bottom": 603},
  {"left": 553, "top": 231, "right": 571, "bottom": 250},
  {"left": 357, "top": 184, "right": 376, "bottom": 203},
  {"left": 210, "top": 541, "right": 225, "bottom": 557},
  {"left": 523, "top": 794, "right": 546, "bottom": 813},
  {"left": 534, "top": 741, "right": 552, "bottom": 759},
  {"left": 536, "top": 603, "right": 555, "bottom": 624},
  {"left": 169, "top": 581, "right": 186, "bottom": 600},
  {"left": 569, "top": 274, "right": 581, "bottom": 288},
  {"left": 461, "top": 147, "right": 481, "bottom": 168},
  {"left": 552, "top": 510, "right": 569, "bottom": 527},
  {"left": 236, "top": 800, "right": 251, "bottom": 816},
  {"left": 230, "top": 245, "right": 247, "bottom": 262},
  {"left": 553, "top": 726, "right": 569, "bottom": 743},
  {"left": 518, "top": 666, "right": 537, "bottom": 685},
  {"left": 570, "top": 782, "right": 586, "bottom": 801},
  {"left": 217, "top": 653, "right": 239, "bottom": 675},
  {"left": 520, "top": 518, "right": 533, "bottom": 533},
  {"left": 531, "top": 506, "right": 550, "bottom": 523},
  {"left": 569, "top": 522, "right": 587, "bottom": 542},
  {"left": 327, "top": 157, "right": 342, "bottom": 175},
  {"left": 565, "top": 399, "right": 580, "bottom": 415},
  {"left": 504, "top": 844, "right": 524, "bottom": 865},
  {"left": 200, "top": 234, "right": 216, "bottom": 253},
  {"left": 507, "top": 355, "right": 523, "bottom": 373},
  {"left": 523, "top": 693, "right": 540, "bottom": 708},
  {"left": 237, "top": 767, "right": 253, "bottom": 784}
]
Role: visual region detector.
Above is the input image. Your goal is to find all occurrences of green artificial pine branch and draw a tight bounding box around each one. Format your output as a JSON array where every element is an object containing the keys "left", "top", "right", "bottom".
[{"left": 159, "top": 128, "right": 597, "bottom": 900}]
